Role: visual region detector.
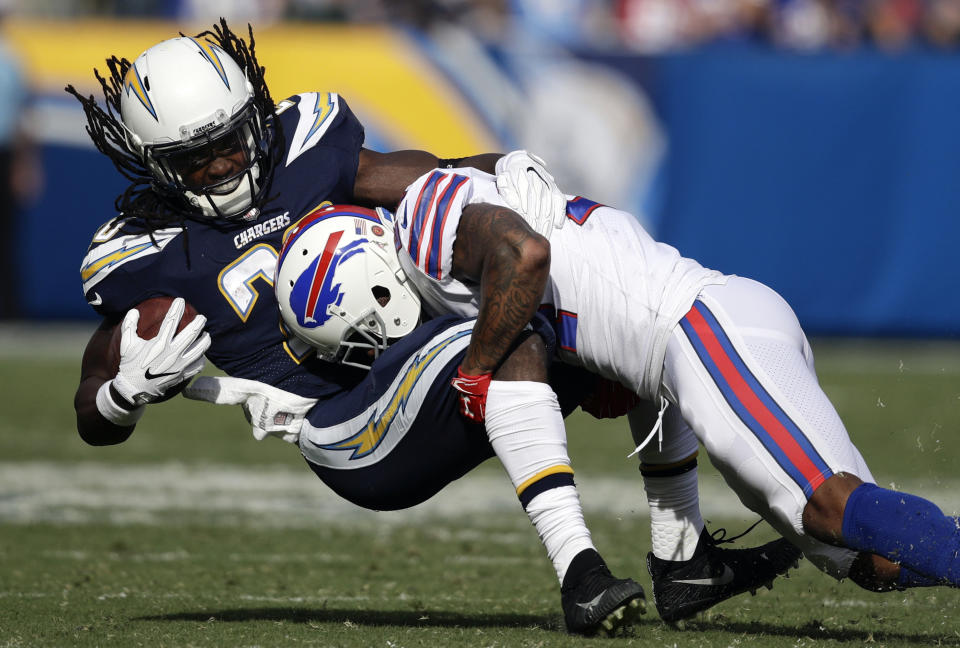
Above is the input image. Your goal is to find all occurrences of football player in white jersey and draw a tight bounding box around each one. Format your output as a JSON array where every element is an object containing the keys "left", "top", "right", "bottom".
[
  {"left": 376, "top": 167, "right": 960, "bottom": 610},
  {"left": 265, "top": 198, "right": 802, "bottom": 627}
]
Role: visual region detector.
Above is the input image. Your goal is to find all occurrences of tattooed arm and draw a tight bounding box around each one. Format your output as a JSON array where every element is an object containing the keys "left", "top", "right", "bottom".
[{"left": 450, "top": 203, "right": 551, "bottom": 376}]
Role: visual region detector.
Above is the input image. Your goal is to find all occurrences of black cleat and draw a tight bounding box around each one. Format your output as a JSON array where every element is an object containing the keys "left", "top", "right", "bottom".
[
  {"left": 646, "top": 526, "right": 803, "bottom": 623},
  {"left": 561, "top": 549, "right": 647, "bottom": 636}
]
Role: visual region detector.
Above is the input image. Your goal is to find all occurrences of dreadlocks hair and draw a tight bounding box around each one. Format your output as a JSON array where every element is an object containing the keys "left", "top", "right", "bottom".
[
  {"left": 65, "top": 56, "right": 186, "bottom": 237},
  {"left": 195, "top": 19, "right": 276, "bottom": 119},
  {"left": 64, "top": 19, "right": 282, "bottom": 247}
]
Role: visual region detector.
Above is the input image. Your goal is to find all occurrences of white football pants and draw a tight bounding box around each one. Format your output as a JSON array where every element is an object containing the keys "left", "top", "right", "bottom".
[{"left": 659, "top": 276, "right": 876, "bottom": 580}]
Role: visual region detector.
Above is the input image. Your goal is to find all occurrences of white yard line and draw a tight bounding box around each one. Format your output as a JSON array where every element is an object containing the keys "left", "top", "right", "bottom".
[{"left": 2, "top": 461, "right": 956, "bottom": 528}]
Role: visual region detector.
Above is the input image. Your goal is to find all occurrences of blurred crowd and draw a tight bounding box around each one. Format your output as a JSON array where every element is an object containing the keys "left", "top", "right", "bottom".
[
  {"left": 463, "top": 0, "right": 960, "bottom": 52},
  {"left": 11, "top": 0, "right": 960, "bottom": 52},
  {"left": 612, "top": 0, "right": 960, "bottom": 52}
]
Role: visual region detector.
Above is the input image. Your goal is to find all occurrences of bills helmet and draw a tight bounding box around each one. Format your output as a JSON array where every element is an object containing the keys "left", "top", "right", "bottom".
[
  {"left": 119, "top": 36, "right": 272, "bottom": 220},
  {"left": 276, "top": 205, "right": 422, "bottom": 369}
]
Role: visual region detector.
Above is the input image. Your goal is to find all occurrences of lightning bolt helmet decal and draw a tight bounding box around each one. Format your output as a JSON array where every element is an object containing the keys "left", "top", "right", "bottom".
[{"left": 122, "top": 63, "right": 158, "bottom": 121}]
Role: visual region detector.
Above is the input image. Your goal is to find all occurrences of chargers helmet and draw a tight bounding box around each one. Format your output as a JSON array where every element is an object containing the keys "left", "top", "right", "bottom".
[
  {"left": 276, "top": 205, "right": 422, "bottom": 369},
  {"left": 119, "top": 36, "right": 272, "bottom": 220}
]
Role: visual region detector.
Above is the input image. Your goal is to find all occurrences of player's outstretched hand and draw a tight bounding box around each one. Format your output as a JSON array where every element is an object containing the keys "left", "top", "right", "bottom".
[
  {"left": 495, "top": 150, "right": 567, "bottom": 239},
  {"left": 112, "top": 297, "right": 210, "bottom": 407},
  {"left": 184, "top": 376, "right": 318, "bottom": 444}
]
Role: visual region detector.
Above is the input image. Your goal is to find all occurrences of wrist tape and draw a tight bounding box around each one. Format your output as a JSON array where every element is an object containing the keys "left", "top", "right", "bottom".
[{"left": 96, "top": 380, "right": 146, "bottom": 427}]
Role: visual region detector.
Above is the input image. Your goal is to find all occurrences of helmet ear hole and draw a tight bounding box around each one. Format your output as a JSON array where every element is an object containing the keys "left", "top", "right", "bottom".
[{"left": 372, "top": 285, "right": 390, "bottom": 307}]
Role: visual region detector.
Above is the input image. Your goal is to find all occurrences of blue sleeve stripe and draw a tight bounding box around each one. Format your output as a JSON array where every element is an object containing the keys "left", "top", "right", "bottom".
[
  {"left": 535, "top": 304, "right": 577, "bottom": 353},
  {"left": 558, "top": 310, "right": 578, "bottom": 352},
  {"left": 567, "top": 196, "right": 602, "bottom": 225},
  {"left": 408, "top": 171, "right": 444, "bottom": 268},
  {"left": 425, "top": 174, "right": 468, "bottom": 279}
]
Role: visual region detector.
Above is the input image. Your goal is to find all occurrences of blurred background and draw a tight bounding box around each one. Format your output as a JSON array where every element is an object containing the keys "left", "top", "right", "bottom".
[
  {"left": 2, "top": 7, "right": 959, "bottom": 643},
  {"left": 1, "top": 0, "right": 959, "bottom": 337}
]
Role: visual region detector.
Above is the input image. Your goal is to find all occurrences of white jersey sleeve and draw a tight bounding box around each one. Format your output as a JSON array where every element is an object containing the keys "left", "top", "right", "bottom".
[{"left": 393, "top": 168, "right": 505, "bottom": 318}]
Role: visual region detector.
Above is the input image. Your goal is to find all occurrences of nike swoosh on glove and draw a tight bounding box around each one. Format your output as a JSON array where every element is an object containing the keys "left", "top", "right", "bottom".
[
  {"left": 495, "top": 150, "right": 567, "bottom": 239},
  {"left": 111, "top": 297, "right": 210, "bottom": 406}
]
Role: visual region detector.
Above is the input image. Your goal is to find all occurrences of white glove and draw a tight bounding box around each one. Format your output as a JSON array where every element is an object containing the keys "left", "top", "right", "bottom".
[
  {"left": 183, "top": 376, "right": 318, "bottom": 444},
  {"left": 111, "top": 297, "right": 210, "bottom": 407},
  {"left": 495, "top": 150, "right": 567, "bottom": 239}
]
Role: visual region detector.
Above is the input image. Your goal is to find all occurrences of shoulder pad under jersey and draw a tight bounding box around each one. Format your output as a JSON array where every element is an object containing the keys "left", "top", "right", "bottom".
[
  {"left": 80, "top": 218, "right": 183, "bottom": 313},
  {"left": 276, "top": 92, "right": 365, "bottom": 169}
]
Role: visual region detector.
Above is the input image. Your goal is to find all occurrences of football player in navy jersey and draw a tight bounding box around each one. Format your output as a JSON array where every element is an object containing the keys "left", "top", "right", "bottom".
[{"left": 69, "top": 21, "right": 788, "bottom": 634}]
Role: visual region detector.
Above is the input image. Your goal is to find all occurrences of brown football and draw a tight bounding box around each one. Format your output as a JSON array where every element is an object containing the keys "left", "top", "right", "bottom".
[{"left": 106, "top": 296, "right": 201, "bottom": 402}]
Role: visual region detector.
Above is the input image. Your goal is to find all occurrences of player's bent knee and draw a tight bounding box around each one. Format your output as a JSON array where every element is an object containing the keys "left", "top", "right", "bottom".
[{"left": 801, "top": 472, "right": 864, "bottom": 545}]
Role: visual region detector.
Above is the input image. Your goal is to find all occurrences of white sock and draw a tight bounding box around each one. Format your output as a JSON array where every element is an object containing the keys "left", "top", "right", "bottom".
[
  {"left": 629, "top": 405, "right": 704, "bottom": 561},
  {"left": 644, "top": 464, "right": 705, "bottom": 561},
  {"left": 526, "top": 486, "right": 595, "bottom": 583},
  {"left": 485, "top": 380, "right": 595, "bottom": 583}
]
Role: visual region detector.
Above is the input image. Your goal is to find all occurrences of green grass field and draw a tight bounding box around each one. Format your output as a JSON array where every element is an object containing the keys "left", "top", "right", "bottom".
[{"left": 2, "top": 326, "right": 959, "bottom": 647}]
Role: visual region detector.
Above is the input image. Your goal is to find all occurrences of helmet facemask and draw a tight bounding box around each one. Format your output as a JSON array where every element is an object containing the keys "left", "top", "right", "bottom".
[
  {"left": 146, "top": 100, "right": 271, "bottom": 221},
  {"left": 327, "top": 307, "right": 390, "bottom": 370}
]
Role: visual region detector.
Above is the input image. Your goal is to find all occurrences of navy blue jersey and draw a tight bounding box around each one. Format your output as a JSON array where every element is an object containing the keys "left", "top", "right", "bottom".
[
  {"left": 298, "top": 315, "right": 588, "bottom": 511},
  {"left": 301, "top": 316, "right": 493, "bottom": 510},
  {"left": 79, "top": 93, "right": 366, "bottom": 398}
]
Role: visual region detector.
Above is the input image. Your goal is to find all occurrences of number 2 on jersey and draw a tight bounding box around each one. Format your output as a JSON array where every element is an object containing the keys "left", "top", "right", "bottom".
[
  {"left": 218, "top": 243, "right": 313, "bottom": 360},
  {"left": 217, "top": 243, "right": 278, "bottom": 321}
]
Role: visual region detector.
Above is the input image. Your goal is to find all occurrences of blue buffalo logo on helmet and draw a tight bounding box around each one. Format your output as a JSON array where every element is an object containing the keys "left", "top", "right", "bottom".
[{"left": 289, "top": 230, "right": 367, "bottom": 328}]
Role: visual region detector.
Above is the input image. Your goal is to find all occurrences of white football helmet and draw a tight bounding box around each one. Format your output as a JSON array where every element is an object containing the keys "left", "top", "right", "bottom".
[
  {"left": 120, "top": 36, "right": 271, "bottom": 220},
  {"left": 276, "top": 205, "right": 422, "bottom": 370}
]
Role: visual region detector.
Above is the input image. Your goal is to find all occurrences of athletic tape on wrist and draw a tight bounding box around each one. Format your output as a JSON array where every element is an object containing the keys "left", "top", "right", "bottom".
[{"left": 96, "top": 380, "right": 145, "bottom": 427}]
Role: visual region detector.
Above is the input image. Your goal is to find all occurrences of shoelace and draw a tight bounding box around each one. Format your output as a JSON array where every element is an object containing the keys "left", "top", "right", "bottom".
[
  {"left": 707, "top": 518, "right": 765, "bottom": 546},
  {"left": 627, "top": 395, "right": 669, "bottom": 458}
]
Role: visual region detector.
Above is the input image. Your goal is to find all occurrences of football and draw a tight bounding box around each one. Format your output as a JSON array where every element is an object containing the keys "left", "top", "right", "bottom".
[{"left": 106, "top": 296, "right": 201, "bottom": 402}]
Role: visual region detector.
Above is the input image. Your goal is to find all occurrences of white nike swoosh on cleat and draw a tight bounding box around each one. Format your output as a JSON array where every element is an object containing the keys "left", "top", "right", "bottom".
[
  {"left": 576, "top": 592, "right": 605, "bottom": 610},
  {"left": 672, "top": 564, "right": 735, "bottom": 586}
]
